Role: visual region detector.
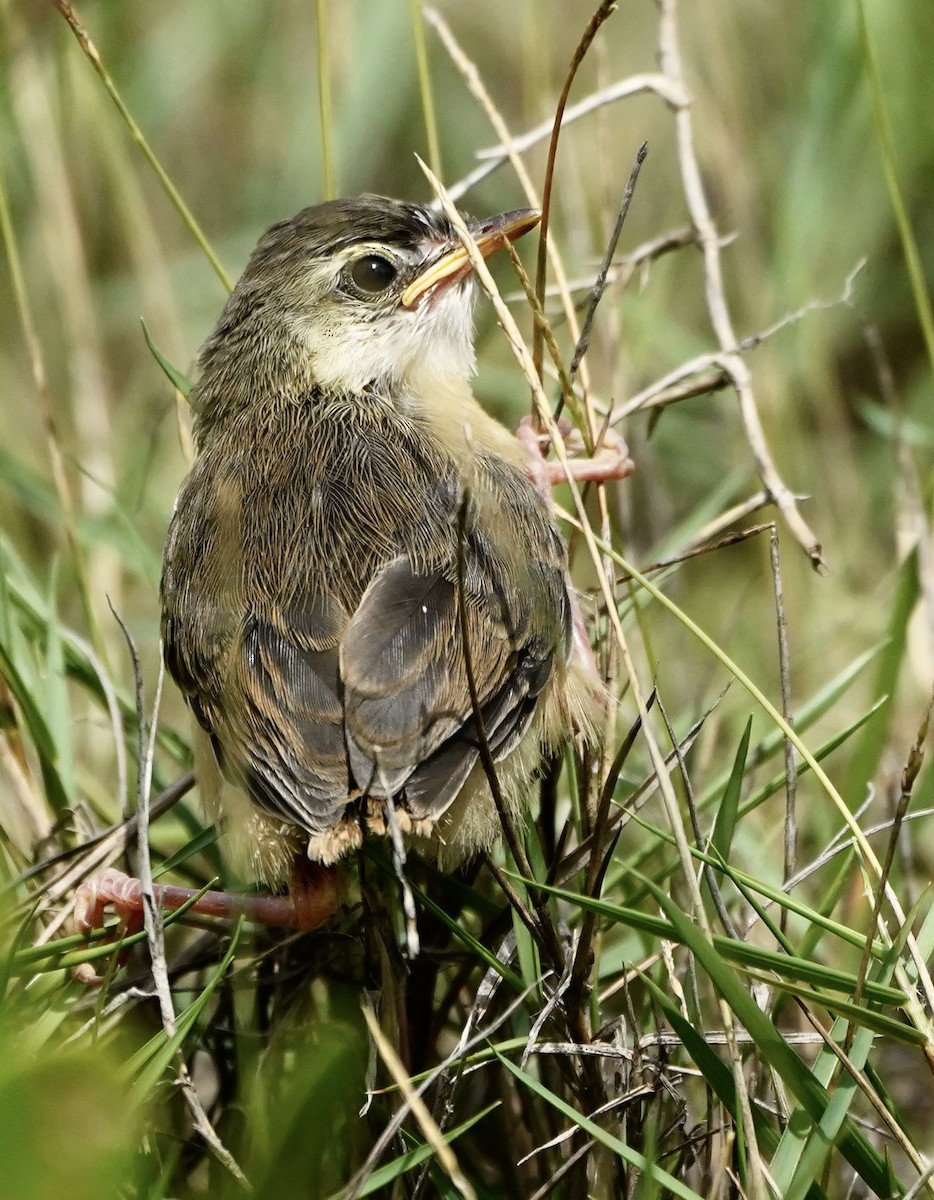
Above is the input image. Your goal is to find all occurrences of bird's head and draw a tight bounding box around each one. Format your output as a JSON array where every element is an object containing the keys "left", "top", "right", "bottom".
[{"left": 206, "top": 195, "right": 540, "bottom": 396}]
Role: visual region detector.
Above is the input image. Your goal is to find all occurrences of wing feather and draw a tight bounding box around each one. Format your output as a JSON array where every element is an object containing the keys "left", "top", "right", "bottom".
[{"left": 341, "top": 545, "right": 567, "bottom": 819}]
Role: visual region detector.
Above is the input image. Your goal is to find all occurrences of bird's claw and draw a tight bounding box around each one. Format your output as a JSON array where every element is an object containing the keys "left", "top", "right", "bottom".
[
  {"left": 74, "top": 868, "right": 145, "bottom": 933},
  {"left": 517, "top": 414, "right": 634, "bottom": 493},
  {"left": 70, "top": 863, "right": 342, "bottom": 985},
  {"left": 72, "top": 868, "right": 146, "bottom": 985}
]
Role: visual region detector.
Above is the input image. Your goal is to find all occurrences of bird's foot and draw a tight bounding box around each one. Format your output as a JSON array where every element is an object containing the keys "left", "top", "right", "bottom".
[
  {"left": 516, "top": 416, "right": 632, "bottom": 690},
  {"left": 517, "top": 414, "right": 634, "bottom": 493},
  {"left": 72, "top": 863, "right": 341, "bottom": 985}
]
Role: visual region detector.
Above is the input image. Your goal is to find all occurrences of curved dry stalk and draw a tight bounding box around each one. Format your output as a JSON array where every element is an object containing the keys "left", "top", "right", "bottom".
[
  {"left": 657, "top": 0, "right": 822, "bottom": 570},
  {"left": 446, "top": 74, "right": 686, "bottom": 201},
  {"left": 531, "top": 0, "right": 618, "bottom": 386},
  {"left": 424, "top": 6, "right": 597, "bottom": 424}
]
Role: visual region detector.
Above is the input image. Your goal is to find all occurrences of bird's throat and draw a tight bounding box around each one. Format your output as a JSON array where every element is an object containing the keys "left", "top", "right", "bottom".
[{"left": 400, "top": 370, "right": 526, "bottom": 469}]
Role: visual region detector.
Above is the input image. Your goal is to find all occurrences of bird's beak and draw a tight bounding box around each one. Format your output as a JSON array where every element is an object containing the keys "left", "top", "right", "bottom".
[{"left": 401, "top": 208, "right": 541, "bottom": 309}]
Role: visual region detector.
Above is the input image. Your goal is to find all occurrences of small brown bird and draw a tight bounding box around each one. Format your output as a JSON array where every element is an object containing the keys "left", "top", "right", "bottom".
[
  {"left": 76, "top": 195, "right": 630, "bottom": 940},
  {"left": 162, "top": 194, "right": 599, "bottom": 884}
]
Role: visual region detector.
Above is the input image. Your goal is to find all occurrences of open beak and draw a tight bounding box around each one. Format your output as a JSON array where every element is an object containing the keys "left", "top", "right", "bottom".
[{"left": 401, "top": 208, "right": 541, "bottom": 309}]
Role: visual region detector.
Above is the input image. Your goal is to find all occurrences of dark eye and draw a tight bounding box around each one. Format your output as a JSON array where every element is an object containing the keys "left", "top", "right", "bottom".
[{"left": 348, "top": 254, "right": 398, "bottom": 295}]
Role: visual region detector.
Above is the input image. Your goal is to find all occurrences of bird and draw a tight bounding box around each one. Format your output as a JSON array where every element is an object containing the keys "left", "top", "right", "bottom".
[{"left": 74, "top": 195, "right": 631, "bottom": 944}]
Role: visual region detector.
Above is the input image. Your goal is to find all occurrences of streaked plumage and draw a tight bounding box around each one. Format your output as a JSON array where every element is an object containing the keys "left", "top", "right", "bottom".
[{"left": 161, "top": 196, "right": 594, "bottom": 883}]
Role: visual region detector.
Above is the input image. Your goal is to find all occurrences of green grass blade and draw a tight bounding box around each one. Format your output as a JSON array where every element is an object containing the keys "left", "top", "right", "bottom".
[
  {"left": 141, "top": 319, "right": 192, "bottom": 398},
  {"left": 345, "top": 1103, "right": 500, "bottom": 1198},
  {"left": 492, "top": 1046, "right": 706, "bottom": 1200},
  {"left": 711, "top": 715, "right": 750, "bottom": 861},
  {"left": 639, "top": 874, "right": 901, "bottom": 1196}
]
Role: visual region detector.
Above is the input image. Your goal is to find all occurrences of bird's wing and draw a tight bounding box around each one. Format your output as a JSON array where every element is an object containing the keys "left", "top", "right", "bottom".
[
  {"left": 226, "top": 591, "right": 353, "bottom": 831},
  {"left": 340, "top": 545, "right": 568, "bottom": 821},
  {"left": 164, "top": 581, "right": 354, "bottom": 834},
  {"left": 175, "top": 552, "right": 563, "bottom": 834}
]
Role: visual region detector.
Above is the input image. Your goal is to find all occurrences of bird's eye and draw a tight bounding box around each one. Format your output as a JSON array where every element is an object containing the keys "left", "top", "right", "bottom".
[{"left": 348, "top": 254, "right": 398, "bottom": 296}]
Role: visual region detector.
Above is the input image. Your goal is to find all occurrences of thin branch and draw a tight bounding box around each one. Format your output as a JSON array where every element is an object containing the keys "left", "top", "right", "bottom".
[
  {"left": 846, "top": 695, "right": 933, "bottom": 1059},
  {"left": 445, "top": 74, "right": 685, "bottom": 203},
  {"left": 51, "top": 0, "right": 232, "bottom": 292},
  {"left": 796, "top": 1001, "right": 934, "bottom": 1188},
  {"left": 533, "top": 0, "right": 618, "bottom": 384},
  {"left": 658, "top": 0, "right": 823, "bottom": 569},
  {"left": 528, "top": 225, "right": 695, "bottom": 306},
  {"left": 657, "top": 693, "right": 738, "bottom": 941},
  {"left": 735, "top": 258, "right": 865, "bottom": 353},
  {"left": 612, "top": 516, "right": 773, "bottom": 583},
  {"left": 567, "top": 141, "right": 648, "bottom": 385},
  {"left": 769, "top": 527, "right": 798, "bottom": 922},
  {"left": 112, "top": 607, "right": 247, "bottom": 1186},
  {"left": 610, "top": 260, "right": 865, "bottom": 423}
]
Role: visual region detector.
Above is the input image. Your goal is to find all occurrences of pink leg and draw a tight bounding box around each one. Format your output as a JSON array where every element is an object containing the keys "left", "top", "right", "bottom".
[
  {"left": 517, "top": 416, "right": 632, "bottom": 684},
  {"left": 517, "top": 415, "right": 634, "bottom": 494},
  {"left": 73, "top": 863, "right": 340, "bottom": 984}
]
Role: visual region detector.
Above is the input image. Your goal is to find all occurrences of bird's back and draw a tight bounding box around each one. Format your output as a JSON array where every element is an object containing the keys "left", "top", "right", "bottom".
[{"left": 162, "top": 380, "right": 572, "bottom": 871}]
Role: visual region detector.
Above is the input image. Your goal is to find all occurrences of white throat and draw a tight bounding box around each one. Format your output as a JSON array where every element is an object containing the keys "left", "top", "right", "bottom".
[{"left": 297, "top": 283, "right": 477, "bottom": 395}]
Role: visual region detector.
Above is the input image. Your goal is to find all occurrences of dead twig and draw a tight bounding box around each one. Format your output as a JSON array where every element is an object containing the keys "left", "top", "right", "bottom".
[
  {"left": 112, "top": 606, "right": 247, "bottom": 1187},
  {"left": 657, "top": 0, "right": 822, "bottom": 570}
]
